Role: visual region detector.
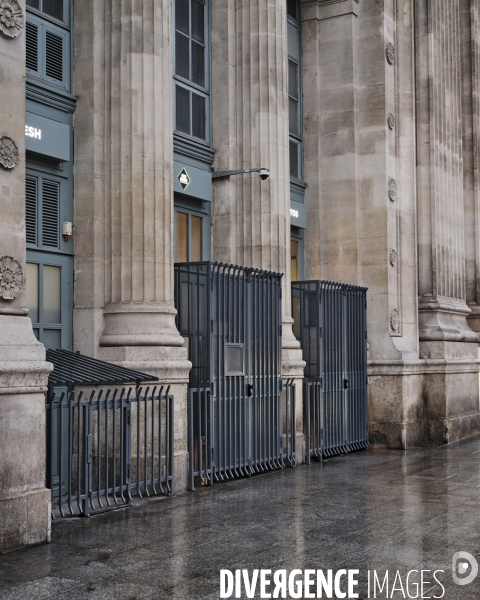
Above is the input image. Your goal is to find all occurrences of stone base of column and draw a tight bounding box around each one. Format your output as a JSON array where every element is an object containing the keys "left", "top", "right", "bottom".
[
  {"left": 282, "top": 318, "right": 306, "bottom": 465},
  {"left": 368, "top": 361, "right": 425, "bottom": 449},
  {"left": 421, "top": 341, "right": 480, "bottom": 445},
  {"left": 419, "top": 297, "right": 478, "bottom": 342},
  {"left": 0, "top": 488, "right": 51, "bottom": 554},
  {"left": 98, "top": 345, "right": 191, "bottom": 493},
  {"left": 369, "top": 344, "right": 480, "bottom": 448},
  {"left": 0, "top": 316, "right": 53, "bottom": 554}
]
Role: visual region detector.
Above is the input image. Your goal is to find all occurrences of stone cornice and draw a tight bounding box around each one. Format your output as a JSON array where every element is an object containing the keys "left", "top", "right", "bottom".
[{"left": 301, "top": 0, "right": 358, "bottom": 22}]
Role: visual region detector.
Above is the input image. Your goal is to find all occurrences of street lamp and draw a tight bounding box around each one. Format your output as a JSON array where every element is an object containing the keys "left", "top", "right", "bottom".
[{"left": 212, "top": 168, "right": 270, "bottom": 181}]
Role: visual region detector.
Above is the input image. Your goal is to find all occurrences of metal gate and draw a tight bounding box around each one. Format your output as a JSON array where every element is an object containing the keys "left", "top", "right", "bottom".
[
  {"left": 292, "top": 281, "right": 368, "bottom": 459},
  {"left": 46, "top": 350, "right": 174, "bottom": 517},
  {"left": 175, "top": 262, "right": 294, "bottom": 488}
]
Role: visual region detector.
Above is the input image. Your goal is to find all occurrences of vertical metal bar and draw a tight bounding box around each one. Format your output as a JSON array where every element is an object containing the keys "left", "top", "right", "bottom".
[
  {"left": 158, "top": 387, "right": 163, "bottom": 494},
  {"left": 58, "top": 390, "right": 65, "bottom": 516},
  {"left": 143, "top": 386, "right": 149, "bottom": 496},
  {"left": 112, "top": 388, "right": 118, "bottom": 504},
  {"left": 136, "top": 386, "right": 141, "bottom": 498},
  {"left": 105, "top": 388, "right": 111, "bottom": 507},
  {"left": 151, "top": 386, "right": 156, "bottom": 494},
  {"left": 76, "top": 391, "right": 82, "bottom": 515},
  {"left": 67, "top": 388, "right": 74, "bottom": 515},
  {"left": 188, "top": 388, "right": 195, "bottom": 491},
  {"left": 168, "top": 387, "right": 174, "bottom": 495},
  {"left": 119, "top": 388, "right": 125, "bottom": 503},
  {"left": 97, "top": 388, "right": 103, "bottom": 509}
]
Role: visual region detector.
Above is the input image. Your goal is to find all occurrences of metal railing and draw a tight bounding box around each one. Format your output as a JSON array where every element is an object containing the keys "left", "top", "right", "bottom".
[
  {"left": 292, "top": 280, "right": 368, "bottom": 460},
  {"left": 46, "top": 385, "right": 174, "bottom": 518},
  {"left": 188, "top": 379, "right": 296, "bottom": 490},
  {"left": 175, "top": 261, "right": 294, "bottom": 488}
]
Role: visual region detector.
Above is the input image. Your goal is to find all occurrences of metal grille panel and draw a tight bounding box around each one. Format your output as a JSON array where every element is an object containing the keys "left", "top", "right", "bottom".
[
  {"left": 175, "top": 261, "right": 294, "bottom": 487},
  {"left": 292, "top": 280, "right": 368, "bottom": 460},
  {"left": 46, "top": 385, "right": 174, "bottom": 518}
]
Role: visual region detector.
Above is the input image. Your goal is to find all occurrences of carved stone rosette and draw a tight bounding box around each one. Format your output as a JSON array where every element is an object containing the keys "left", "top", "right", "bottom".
[
  {"left": 0, "top": 136, "right": 19, "bottom": 169},
  {"left": 389, "top": 249, "right": 397, "bottom": 267},
  {"left": 387, "top": 113, "right": 395, "bottom": 130},
  {"left": 386, "top": 43, "right": 395, "bottom": 65},
  {"left": 0, "top": 255, "right": 24, "bottom": 300},
  {"left": 390, "top": 309, "right": 400, "bottom": 333},
  {"left": 0, "top": 0, "right": 23, "bottom": 39},
  {"left": 388, "top": 178, "right": 397, "bottom": 202}
]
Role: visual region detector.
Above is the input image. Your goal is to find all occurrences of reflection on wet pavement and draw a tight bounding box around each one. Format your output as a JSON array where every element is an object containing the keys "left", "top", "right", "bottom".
[{"left": 1, "top": 437, "right": 480, "bottom": 599}]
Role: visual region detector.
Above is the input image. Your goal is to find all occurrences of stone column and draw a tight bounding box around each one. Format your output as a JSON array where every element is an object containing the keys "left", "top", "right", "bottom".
[
  {"left": 0, "top": 0, "right": 52, "bottom": 553},
  {"left": 301, "top": 0, "right": 423, "bottom": 447},
  {"left": 74, "top": 0, "right": 190, "bottom": 491},
  {"left": 465, "top": 0, "right": 480, "bottom": 331},
  {"left": 416, "top": 0, "right": 480, "bottom": 443},
  {"left": 211, "top": 0, "right": 305, "bottom": 454}
]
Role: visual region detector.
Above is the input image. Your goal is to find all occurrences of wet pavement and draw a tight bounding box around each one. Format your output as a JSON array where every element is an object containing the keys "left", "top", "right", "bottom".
[{"left": 1, "top": 438, "right": 480, "bottom": 600}]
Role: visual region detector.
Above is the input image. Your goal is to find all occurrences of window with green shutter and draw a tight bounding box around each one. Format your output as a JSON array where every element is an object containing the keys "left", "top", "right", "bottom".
[
  {"left": 26, "top": 2, "right": 70, "bottom": 91},
  {"left": 26, "top": 174, "right": 61, "bottom": 251}
]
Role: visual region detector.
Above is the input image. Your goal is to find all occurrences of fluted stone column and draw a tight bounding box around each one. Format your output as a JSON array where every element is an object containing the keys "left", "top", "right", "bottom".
[
  {"left": 211, "top": 0, "right": 305, "bottom": 453},
  {"left": 416, "top": 0, "right": 480, "bottom": 442},
  {"left": 74, "top": 0, "right": 190, "bottom": 490},
  {"left": 0, "top": 0, "right": 52, "bottom": 552},
  {"left": 466, "top": 0, "right": 480, "bottom": 332},
  {"left": 301, "top": 0, "right": 422, "bottom": 447}
]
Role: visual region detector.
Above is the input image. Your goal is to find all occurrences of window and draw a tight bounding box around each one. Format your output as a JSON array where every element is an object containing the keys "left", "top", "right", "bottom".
[
  {"left": 26, "top": 0, "right": 69, "bottom": 25},
  {"left": 174, "top": 0, "right": 210, "bottom": 142},
  {"left": 291, "top": 228, "right": 304, "bottom": 281},
  {"left": 26, "top": 1, "right": 71, "bottom": 91},
  {"left": 26, "top": 253, "right": 73, "bottom": 350},
  {"left": 174, "top": 199, "right": 210, "bottom": 262},
  {"left": 291, "top": 239, "right": 299, "bottom": 282},
  {"left": 287, "top": 0, "right": 302, "bottom": 180}
]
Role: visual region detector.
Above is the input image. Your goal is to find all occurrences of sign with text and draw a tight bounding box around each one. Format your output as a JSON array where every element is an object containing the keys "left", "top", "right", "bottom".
[{"left": 25, "top": 112, "right": 71, "bottom": 162}]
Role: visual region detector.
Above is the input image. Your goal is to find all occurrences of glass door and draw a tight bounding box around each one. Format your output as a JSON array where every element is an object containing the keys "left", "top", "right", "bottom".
[{"left": 26, "top": 251, "right": 73, "bottom": 350}]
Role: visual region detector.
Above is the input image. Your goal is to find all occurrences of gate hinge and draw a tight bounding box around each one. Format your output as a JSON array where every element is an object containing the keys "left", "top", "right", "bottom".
[
  {"left": 319, "top": 327, "right": 322, "bottom": 338},
  {"left": 365, "top": 330, "right": 368, "bottom": 340},
  {"left": 279, "top": 325, "right": 282, "bottom": 337},
  {"left": 211, "top": 319, "right": 214, "bottom": 333}
]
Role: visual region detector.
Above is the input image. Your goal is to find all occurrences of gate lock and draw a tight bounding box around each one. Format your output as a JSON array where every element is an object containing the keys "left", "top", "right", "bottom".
[
  {"left": 247, "top": 384, "right": 255, "bottom": 397},
  {"left": 344, "top": 379, "right": 349, "bottom": 390}
]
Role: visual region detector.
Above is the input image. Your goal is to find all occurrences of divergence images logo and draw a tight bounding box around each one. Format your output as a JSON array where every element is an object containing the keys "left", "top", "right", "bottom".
[{"left": 452, "top": 552, "right": 478, "bottom": 586}]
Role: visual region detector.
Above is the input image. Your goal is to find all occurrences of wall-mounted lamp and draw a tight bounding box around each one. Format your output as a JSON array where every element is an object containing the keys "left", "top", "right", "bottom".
[
  {"left": 212, "top": 168, "right": 270, "bottom": 181},
  {"left": 62, "top": 221, "right": 73, "bottom": 241}
]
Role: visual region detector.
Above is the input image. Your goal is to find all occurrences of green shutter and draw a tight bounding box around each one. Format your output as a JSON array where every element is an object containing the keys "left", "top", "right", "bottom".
[
  {"left": 45, "top": 30, "right": 64, "bottom": 82},
  {"left": 42, "top": 179, "right": 60, "bottom": 248},
  {"left": 26, "top": 176, "right": 38, "bottom": 245},
  {"left": 26, "top": 21, "right": 39, "bottom": 73}
]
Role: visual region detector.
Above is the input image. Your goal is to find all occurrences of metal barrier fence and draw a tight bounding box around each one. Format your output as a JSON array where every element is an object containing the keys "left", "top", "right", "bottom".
[
  {"left": 175, "top": 261, "right": 294, "bottom": 488},
  {"left": 292, "top": 280, "right": 368, "bottom": 460},
  {"left": 46, "top": 385, "right": 174, "bottom": 518},
  {"left": 188, "top": 380, "right": 296, "bottom": 489}
]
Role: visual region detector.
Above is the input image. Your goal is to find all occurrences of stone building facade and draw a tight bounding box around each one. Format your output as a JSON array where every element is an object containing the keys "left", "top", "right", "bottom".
[{"left": 1, "top": 0, "right": 480, "bottom": 552}]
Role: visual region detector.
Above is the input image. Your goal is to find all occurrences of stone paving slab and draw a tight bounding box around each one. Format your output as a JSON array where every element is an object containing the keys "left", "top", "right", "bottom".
[{"left": 1, "top": 439, "right": 480, "bottom": 599}]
